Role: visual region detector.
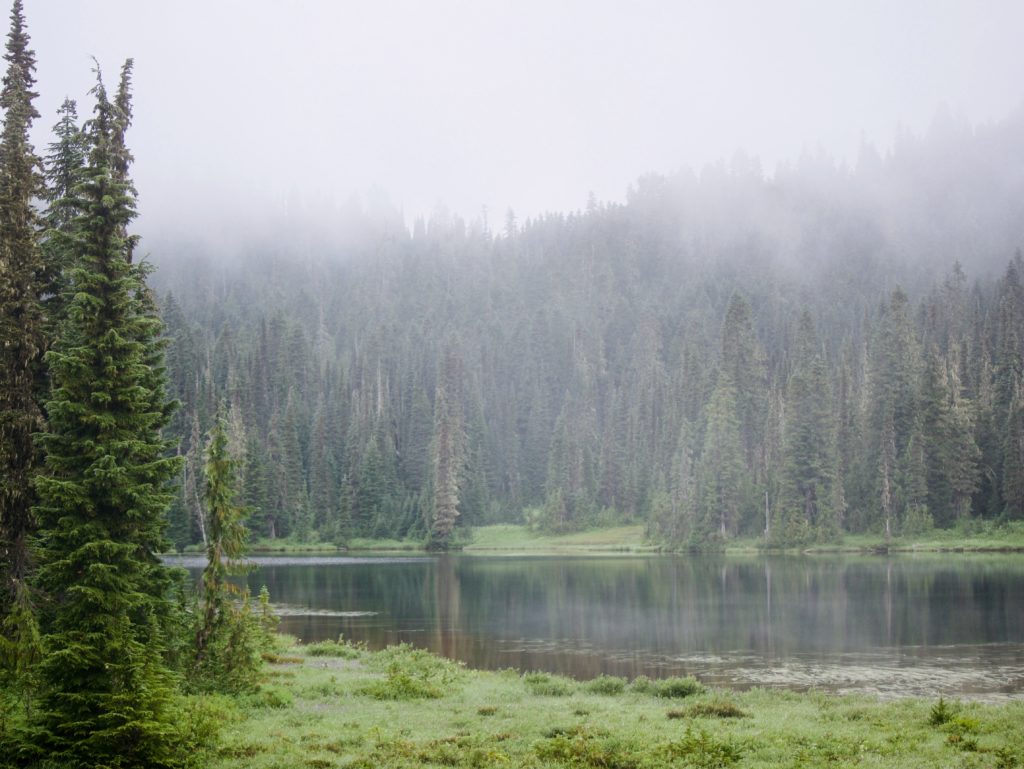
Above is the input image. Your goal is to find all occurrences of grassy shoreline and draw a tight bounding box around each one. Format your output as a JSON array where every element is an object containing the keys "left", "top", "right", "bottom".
[
  {"left": 167, "top": 522, "right": 1024, "bottom": 558},
  {"left": 194, "top": 639, "right": 1024, "bottom": 769},
  {"left": 173, "top": 523, "right": 1024, "bottom": 556}
]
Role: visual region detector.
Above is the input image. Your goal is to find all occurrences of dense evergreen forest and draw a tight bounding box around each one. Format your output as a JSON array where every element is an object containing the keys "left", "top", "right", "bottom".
[{"left": 151, "top": 111, "right": 1024, "bottom": 549}]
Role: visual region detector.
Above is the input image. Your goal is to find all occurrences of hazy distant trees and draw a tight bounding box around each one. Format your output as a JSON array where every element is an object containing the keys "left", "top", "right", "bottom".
[{"left": 147, "top": 106, "right": 1024, "bottom": 550}]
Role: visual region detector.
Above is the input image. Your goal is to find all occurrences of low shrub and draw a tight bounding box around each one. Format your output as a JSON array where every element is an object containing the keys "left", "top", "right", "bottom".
[
  {"left": 585, "top": 675, "right": 627, "bottom": 695},
  {"left": 523, "top": 671, "right": 575, "bottom": 697},
  {"left": 928, "top": 697, "right": 954, "bottom": 726},
  {"left": 245, "top": 684, "right": 294, "bottom": 709},
  {"left": 304, "top": 636, "right": 365, "bottom": 659},
  {"left": 360, "top": 644, "right": 464, "bottom": 700},
  {"left": 629, "top": 675, "right": 654, "bottom": 694},
  {"left": 655, "top": 677, "right": 704, "bottom": 699},
  {"left": 175, "top": 694, "right": 240, "bottom": 764},
  {"left": 534, "top": 725, "right": 640, "bottom": 769},
  {"left": 659, "top": 727, "right": 743, "bottom": 768},
  {"left": 681, "top": 700, "right": 748, "bottom": 719}
]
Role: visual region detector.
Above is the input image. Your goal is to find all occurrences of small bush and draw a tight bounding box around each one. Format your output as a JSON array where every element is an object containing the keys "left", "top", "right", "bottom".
[
  {"left": 681, "top": 700, "right": 748, "bottom": 719},
  {"left": 523, "top": 671, "right": 575, "bottom": 697},
  {"left": 360, "top": 644, "right": 464, "bottom": 700},
  {"left": 245, "top": 684, "right": 294, "bottom": 709},
  {"left": 659, "top": 727, "right": 742, "bottom": 768},
  {"left": 994, "top": 747, "right": 1020, "bottom": 769},
  {"left": 629, "top": 675, "right": 654, "bottom": 694},
  {"left": 477, "top": 706, "right": 499, "bottom": 716},
  {"left": 947, "top": 733, "right": 979, "bottom": 752},
  {"left": 261, "top": 652, "right": 304, "bottom": 664},
  {"left": 175, "top": 694, "right": 239, "bottom": 764},
  {"left": 655, "top": 677, "right": 704, "bottom": 699},
  {"left": 534, "top": 726, "right": 640, "bottom": 769},
  {"left": 304, "top": 636, "right": 365, "bottom": 659},
  {"left": 928, "top": 697, "right": 954, "bottom": 726},
  {"left": 585, "top": 675, "right": 627, "bottom": 695}
]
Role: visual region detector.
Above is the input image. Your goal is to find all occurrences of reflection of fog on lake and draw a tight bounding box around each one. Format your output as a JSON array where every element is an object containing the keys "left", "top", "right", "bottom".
[{"left": 170, "top": 554, "right": 1024, "bottom": 700}]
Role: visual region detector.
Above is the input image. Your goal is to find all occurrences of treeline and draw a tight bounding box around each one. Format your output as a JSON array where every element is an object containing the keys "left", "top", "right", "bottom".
[{"left": 153, "top": 116, "right": 1024, "bottom": 548}]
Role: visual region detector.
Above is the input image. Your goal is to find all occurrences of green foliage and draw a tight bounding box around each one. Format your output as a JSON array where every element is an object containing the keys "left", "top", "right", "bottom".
[
  {"left": 360, "top": 644, "right": 464, "bottom": 700},
  {"left": 304, "top": 636, "right": 365, "bottom": 659},
  {"left": 629, "top": 675, "right": 655, "bottom": 694},
  {"left": 673, "top": 700, "right": 748, "bottom": 719},
  {"left": 243, "top": 684, "right": 294, "bottom": 710},
  {"left": 654, "top": 677, "right": 704, "bottom": 699},
  {"left": 29, "top": 66, "right": 186, "bottom": 768},
  {"left": 0, "top": 0, "right": 44, "bottom": 632},
  {"left": 534, "top": 725, "right": 640, "bottom": 769},
  {"left": 584, "top": 674, "right": 627, "bottom": 695},
  {"left": 658, "top": 727, "right": 743, "bottom": 768},
  {"left": 928, "top": 696, "right": 954, "bottom": 726},
  {"left": 189, "top": 418, "right": 264, "bottom": 694},
  {"left": 173, "top": 694, "right": 240, "bottom": 766},
  {"left": 522, "top": 671, "right": 575, "bottom": 696}
]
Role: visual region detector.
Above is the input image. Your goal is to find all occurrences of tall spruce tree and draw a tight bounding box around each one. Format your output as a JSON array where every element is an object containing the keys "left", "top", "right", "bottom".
[
  {"left": 776, "top": 311, "right": 836, "bottom": 545},
  {"left": 40, "top": 98, "right": 86, "bottom": 333},
  {"left": 430, "top": 341, "right": 465, "bottom": 549},
  {"left": 192, "top": 417, "right": 259, "bottom": 693},
  {"left": 0, "top": 0, "right": 43, "bottom": 618},
  {"left": 30, "top": 68, "right": 184, "bottom": 768}
]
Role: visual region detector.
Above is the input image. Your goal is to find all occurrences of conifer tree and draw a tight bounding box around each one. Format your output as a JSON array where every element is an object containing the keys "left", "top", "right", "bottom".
[
  {"left": 694, "top": 372, "right": 744, "bottom": 545},
  {"left": 0, "top": 0, "right": 43, "bottom": 619},
  {"left": 31, "top": 67, "right": 184, "bottom": 767},
  {"left": 777, "top": 312, "right": 836, "bottom": 544},
  {"left": 192, "top": 418, "right": 259, "bottom": 692},
  {"left": 430, "top": 342, "right": 465, "bottom": 548},
  {"left": 41, "top": 97, "right": 86, "bottom": 322}
]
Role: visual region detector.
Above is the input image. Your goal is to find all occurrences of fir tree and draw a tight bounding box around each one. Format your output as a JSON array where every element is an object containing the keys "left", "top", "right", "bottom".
[
  {"left": 30, "top": 67, "right": 184, "bottom": 768},
  {"left": 430, "top": 342, "right": 465, "bottom": 548},
  {"left": 41, "top": 97, "right": 86, "bottom": 322},
  {"left": 192, "top": 418, "right": 259, "bottom": 693},
  {"left": 694, "top": 373, "right": 744, "bottom": 545},
  {"left": 777, "top": 312, "right": 836, "bottom": 544},
  {"left": 0, "top": 0, "right": 43, "bottom": 619}
]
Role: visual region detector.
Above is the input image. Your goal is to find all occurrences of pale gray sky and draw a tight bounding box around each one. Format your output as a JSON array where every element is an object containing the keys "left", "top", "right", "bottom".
[{"left": 29, "top": 0, "right": 1024, "bottom": 241}]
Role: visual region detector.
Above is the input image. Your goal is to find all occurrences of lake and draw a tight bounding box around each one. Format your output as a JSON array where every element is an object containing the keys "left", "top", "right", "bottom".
[{"left": 168, "top": 553, "right": 1024, "bottom": 701}]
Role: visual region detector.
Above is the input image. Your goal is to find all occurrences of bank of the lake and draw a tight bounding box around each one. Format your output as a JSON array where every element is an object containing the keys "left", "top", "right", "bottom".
[
  {"left": 199, "top": 640, "right": 1024, "bottom": 769},
  {"left": 222, "top": 522, "right": 1024, "bottom": 556}
]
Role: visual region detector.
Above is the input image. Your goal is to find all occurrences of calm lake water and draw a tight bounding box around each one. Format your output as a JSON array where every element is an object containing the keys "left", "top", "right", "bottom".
[{"left": 169, "top": 553, "right": 1024, "bottom": 701}]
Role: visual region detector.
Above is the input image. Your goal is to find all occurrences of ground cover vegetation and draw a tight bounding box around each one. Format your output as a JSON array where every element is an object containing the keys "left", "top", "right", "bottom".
[{"left": 180, "top": 639, "right": 1024, "bottom": 769}]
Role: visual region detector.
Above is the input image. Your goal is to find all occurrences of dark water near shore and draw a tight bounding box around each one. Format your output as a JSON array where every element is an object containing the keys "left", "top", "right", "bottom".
[{"left": 167, "top": 553, "right": 1024, "bottom": 700}]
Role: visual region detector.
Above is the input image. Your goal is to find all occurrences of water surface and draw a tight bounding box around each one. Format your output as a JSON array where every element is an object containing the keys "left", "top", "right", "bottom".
[{"left": 168, "top": 553, "right": 1024, "bottom": 700}]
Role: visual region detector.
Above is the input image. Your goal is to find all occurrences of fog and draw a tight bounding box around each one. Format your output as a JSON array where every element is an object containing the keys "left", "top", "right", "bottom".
[{"left": 29, "top": 0, "right": 1024, "bottom": 250}]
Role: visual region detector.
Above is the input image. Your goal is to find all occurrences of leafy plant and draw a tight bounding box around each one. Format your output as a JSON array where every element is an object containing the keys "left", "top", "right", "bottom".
[
  {"left": 655, "top": 677, "right": 704, "bottom": 699},
  {"left": 584, "top": 675, "right": 627, "bottom": 695},
  {"left": 304, "top": 636, "right": 365, "bottom": 659},
  {"left": 360, "top": 644, "right": 464, "bottom": 700},
  {"left": 659, "top": 727, "right": 743, "bottom": 768},
  {"left": 523, "top": 671, "right": 575, "bottom": 697}
]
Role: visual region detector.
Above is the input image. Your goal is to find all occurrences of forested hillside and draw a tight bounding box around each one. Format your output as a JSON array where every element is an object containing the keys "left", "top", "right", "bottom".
[{"left": 152, "top": 111, "right": 1024, "bottom": 549}]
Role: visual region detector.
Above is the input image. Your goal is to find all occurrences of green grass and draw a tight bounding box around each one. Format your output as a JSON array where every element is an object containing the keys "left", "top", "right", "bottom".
[
  {"left": 193, "top": 641, "right": 1024, "bottom": 769},
  {"left": 173, "top": 520, "right": 1024, "bottom": 557},
  {"left": 345, "top": 536, "right": 425, "bottom": 551},
  {"left": 464, "top": 524, "right": 653, "bottom": 553}
]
